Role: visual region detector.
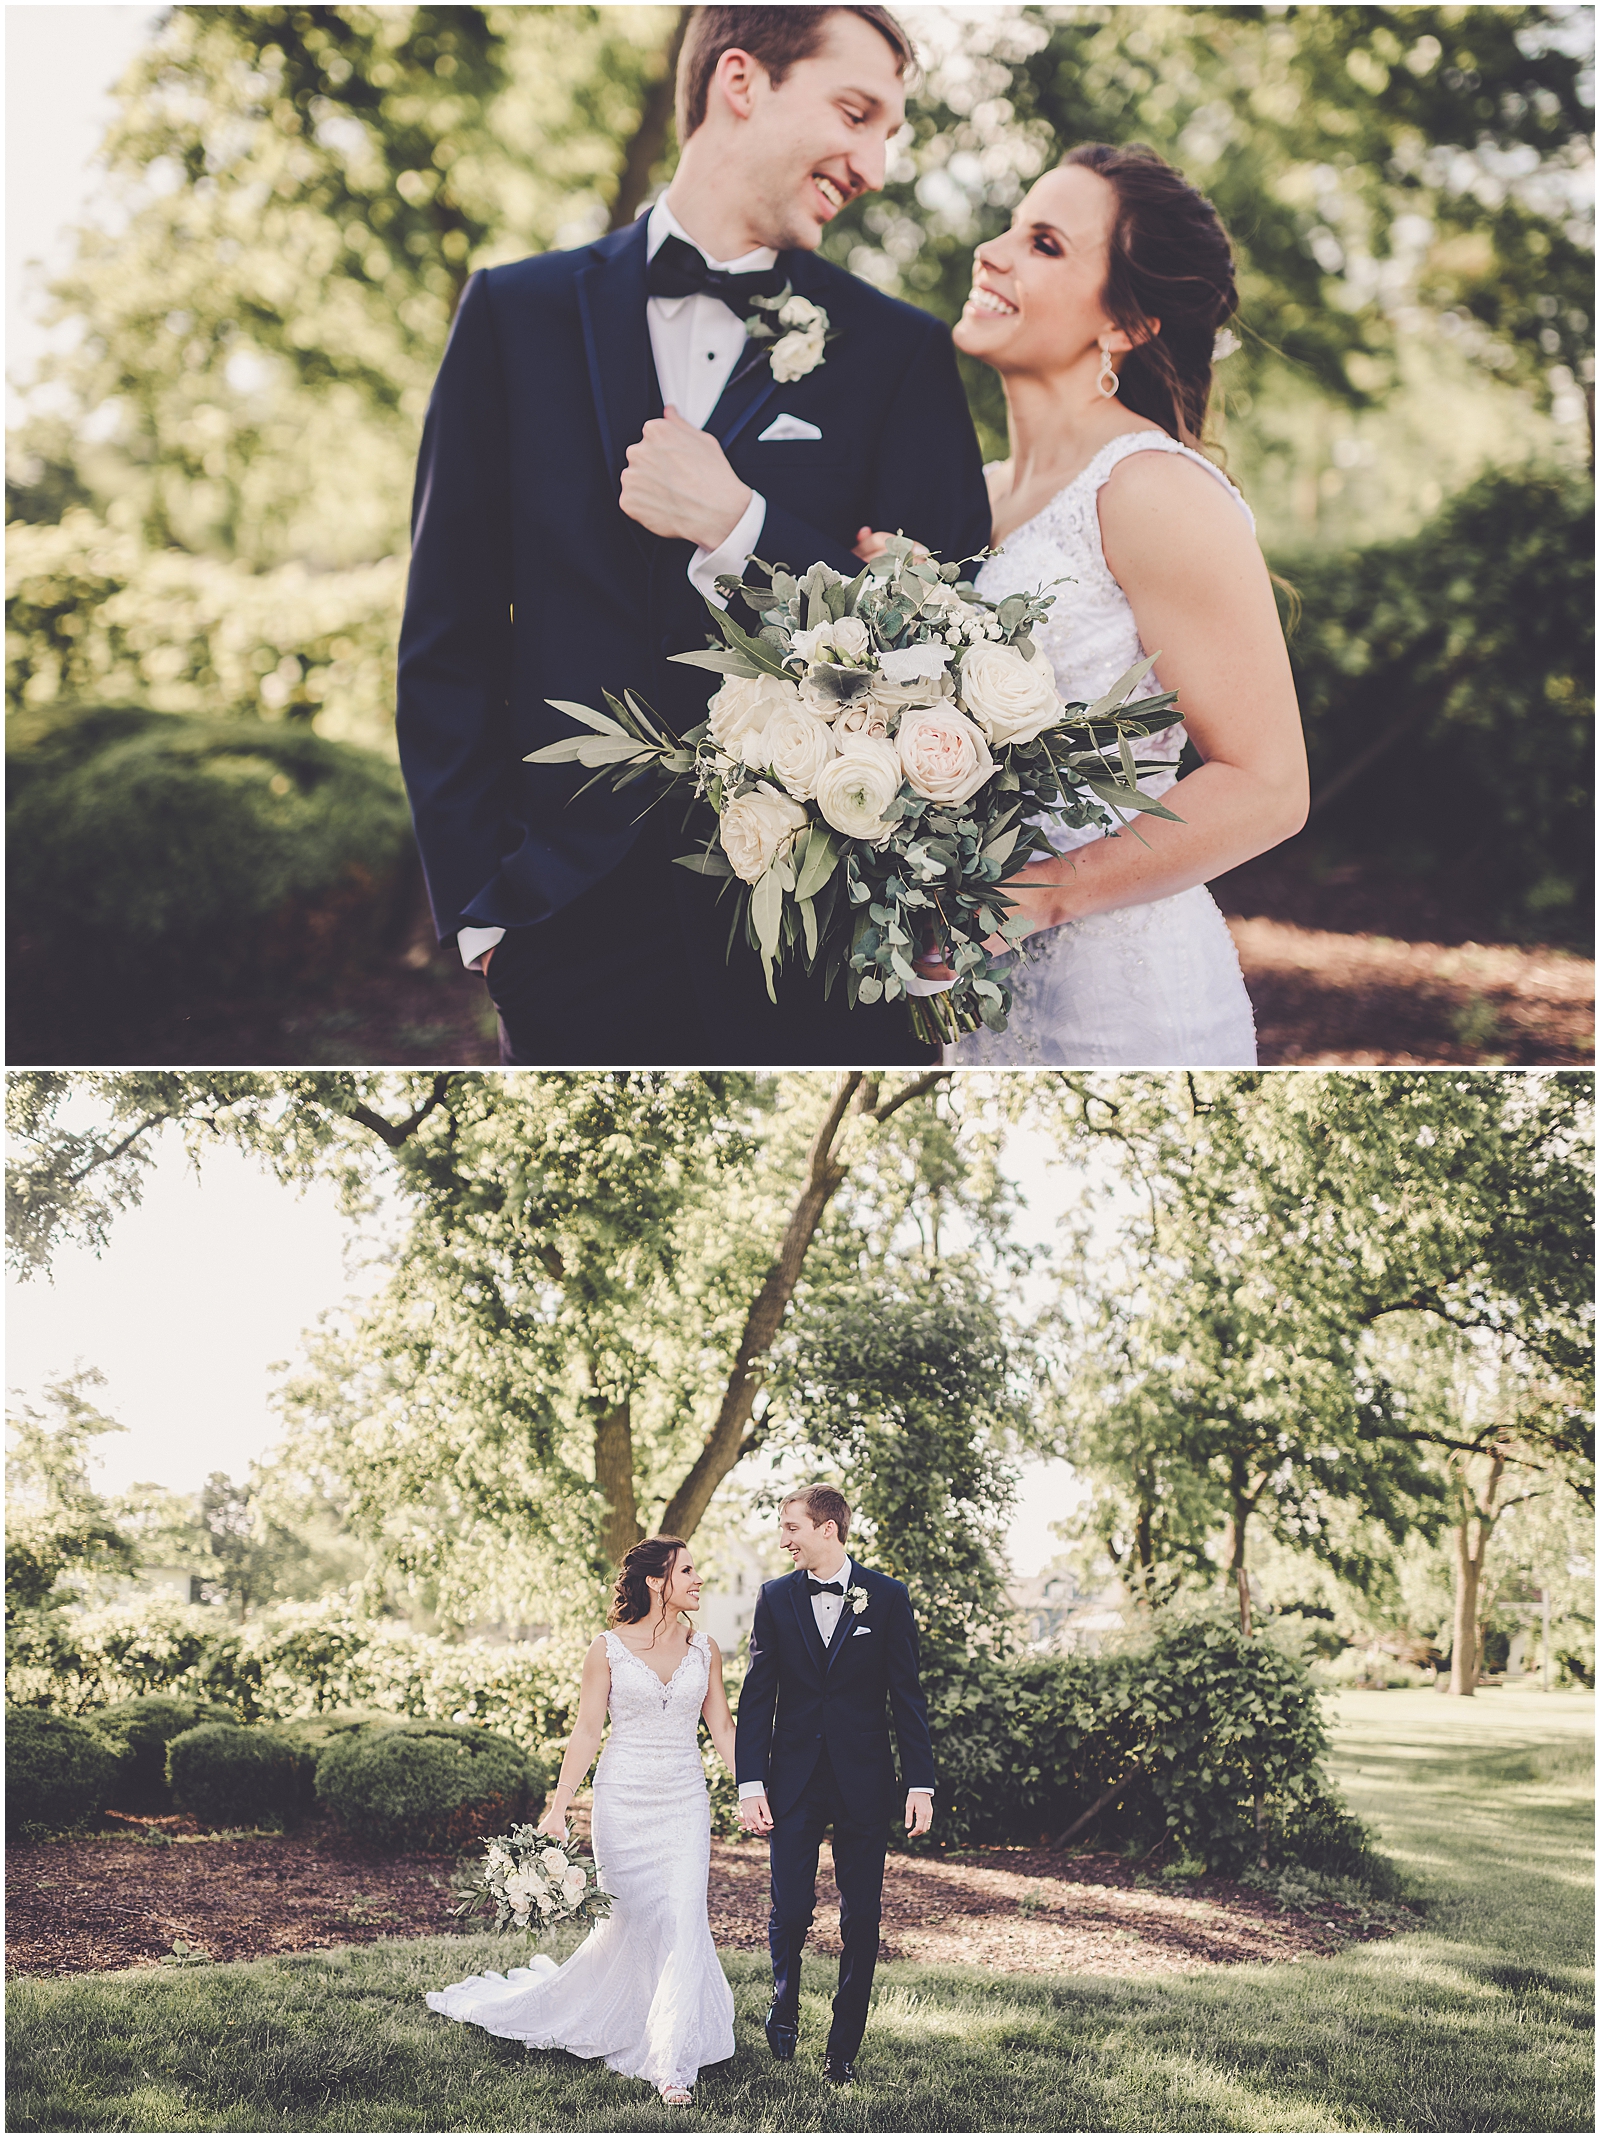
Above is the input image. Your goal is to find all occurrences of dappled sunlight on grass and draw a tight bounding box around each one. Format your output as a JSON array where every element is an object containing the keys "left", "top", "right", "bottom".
[{"left": 6, "top": 1692, "right": 1592, "bottom": 2131}]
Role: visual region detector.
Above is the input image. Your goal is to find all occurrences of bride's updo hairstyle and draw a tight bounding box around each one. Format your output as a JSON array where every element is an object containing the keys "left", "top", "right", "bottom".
[
  {"left": 1063, "top": 142, "right": 1238, "bottom": 452},
  {"left": 608, "top": 1535, "right": 688, "bottom": 1630}
]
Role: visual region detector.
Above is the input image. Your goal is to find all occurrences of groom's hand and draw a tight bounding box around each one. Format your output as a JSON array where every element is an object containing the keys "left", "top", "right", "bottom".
[
  {"left": 905, "top": 1791, "right": 933, "bottom": 1837},
  {"left": 738, "top": 1791, "right": 774, "bottom": 1834},
  {"left": 620, "top": 407, "right": 752, "bottom": 551}
]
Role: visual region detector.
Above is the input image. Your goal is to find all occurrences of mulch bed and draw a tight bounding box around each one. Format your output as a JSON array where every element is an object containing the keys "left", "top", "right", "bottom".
[{"left": 7, "top": 1811, "right": 1402, "bottom": 1982}]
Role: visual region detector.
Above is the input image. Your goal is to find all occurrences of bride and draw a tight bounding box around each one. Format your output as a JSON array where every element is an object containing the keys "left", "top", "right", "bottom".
[
  {"left": 873, "top": 141, "right": 1307, "bottom": 1066},
  {"left": 426, "top": 1536, "right": 736, "bottom": 2106}
]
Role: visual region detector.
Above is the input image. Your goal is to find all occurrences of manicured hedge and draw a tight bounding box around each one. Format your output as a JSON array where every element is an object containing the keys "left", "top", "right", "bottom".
[
  {"left": 1275, "top": 465, "right": 1593, "bottom": 942},
  {"left": 97, "top": 1695, "right": 236, "bottom": 1812},
  {"left": 314, "top": 1721, "right": 543, "bottom": 1852},
  {"left": 6, "top": 702, "right": 415, "bottom": 1013},
  {"left": 166, "top": 1722, "right": 305, "bottom": 1830},
  {"left": 5, "top": 1706, "right": 120, "bottom": 1837}
]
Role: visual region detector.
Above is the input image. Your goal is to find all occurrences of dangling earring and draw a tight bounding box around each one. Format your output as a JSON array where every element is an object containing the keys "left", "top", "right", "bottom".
[{"left": 1097, "top": 344, "right": 1120, "bottom": 399}]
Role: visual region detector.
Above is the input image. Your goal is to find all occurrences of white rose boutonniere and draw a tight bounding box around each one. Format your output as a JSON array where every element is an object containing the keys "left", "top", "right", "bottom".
[
  {"left": 845, "top": 1584, "right": 869, "bottom": 1616},
  {"left": 745, "top": 285, "right": 835, "bottom": 382}
]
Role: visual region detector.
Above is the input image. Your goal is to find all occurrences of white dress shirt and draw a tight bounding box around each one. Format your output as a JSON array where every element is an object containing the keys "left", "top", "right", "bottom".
[
  {"left": 458, "top": 197, "right": 770, "bottom": 968},
  {"left": 739, "top": 1556, "right": 933, "bottom": 1800}
]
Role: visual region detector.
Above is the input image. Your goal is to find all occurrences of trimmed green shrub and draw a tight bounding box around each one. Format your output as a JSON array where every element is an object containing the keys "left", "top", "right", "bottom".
[
  {"left": 314, "top": 1721, "right": 543, "bottom": 1852},
  {"left": 923, "top": 1613, "right": 1393, "bottom": 1886},
  {"left": 96, "top": 1695, "right": 236, "bottom": 1813},
  {"left": 6, "top": 702, "right": 415, "bottom": 1014},
  {"left": 5, "top": 1705, "right": 120, "bottom": 1837},
  {"left": 166, "top": 1722, "right": 304, "bottom": 1831},
  {"left": 1274, "top": 466, "right": 1594, "bottom": 943}
]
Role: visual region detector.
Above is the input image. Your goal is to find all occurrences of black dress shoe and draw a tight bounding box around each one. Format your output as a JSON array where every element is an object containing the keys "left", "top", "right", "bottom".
[
  {"left": 822, "top": 2056, "right": 856, "bottom": 2086},
  {"left": 764, "top": 2005, "right": 798, "bottom": 2061}
]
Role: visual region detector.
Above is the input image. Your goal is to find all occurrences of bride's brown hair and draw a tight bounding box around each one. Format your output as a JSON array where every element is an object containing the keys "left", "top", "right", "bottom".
[
  {"left": 607, "top": 1535, "right": 688, "bottom": 1635},
  {"left": 1063, "top": 141, "right": 1238, "bottom": 453}
]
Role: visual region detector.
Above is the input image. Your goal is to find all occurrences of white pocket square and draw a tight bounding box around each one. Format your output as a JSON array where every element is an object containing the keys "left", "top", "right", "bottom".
[
  {"left": 759, "top": 414, "right": 823, "bottom": 442},
  {"left": 852, "top": 1625, "right": 872, "bottom": 1636}
]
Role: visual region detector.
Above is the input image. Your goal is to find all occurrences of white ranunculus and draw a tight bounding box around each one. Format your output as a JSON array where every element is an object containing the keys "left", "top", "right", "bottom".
[
  {"left": 958, "top": 640, "right": 1061, "bottom": 747},
  {"left": 769, "top": 324, "right": 826, "bottom": 382},
  {"left": 777, "top": 293, "right": 823, "bottom": 330},
  {"left": 814, "top": 740, "right": 902, "bottom": 843},
  {"left": 719, "top": 783, "right": 810, "bottom": 883},
  {"left": 762, "top": 703, "right": 838, "bottom": 801},
  {"left": 878, "top": 643, "right": 952, "bottom": 685},
  {"left": 896, "top": 702, "right": 996, "bottom": 806},
  {"left": 829, "top": 615, "right": 870, "bottom": 662},
  {"left": 707, "top": 672, "right": 802, "bottom": 765}
]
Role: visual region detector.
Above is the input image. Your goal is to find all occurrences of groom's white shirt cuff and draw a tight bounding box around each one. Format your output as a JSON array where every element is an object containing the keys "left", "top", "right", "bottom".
[{"left": 691, "top": 489, "right": 766, "bottom": 609}]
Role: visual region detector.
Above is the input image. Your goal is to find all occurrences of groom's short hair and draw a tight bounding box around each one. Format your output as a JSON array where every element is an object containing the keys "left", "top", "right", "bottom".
[
  {"left": 782, "top": 1484, "right": 851, "bottom": 1541},
  {"left": 677, "top": 6, "right": 915, "bottom": 142}
]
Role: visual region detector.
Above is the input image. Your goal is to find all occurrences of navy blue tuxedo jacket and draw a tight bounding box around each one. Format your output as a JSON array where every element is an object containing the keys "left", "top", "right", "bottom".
[
  {"left": 396, "top": 216, "right": 991, "bottom": 945},
  {"left": 734, "top": 1564, "right": 935, "bottom": 1822}
]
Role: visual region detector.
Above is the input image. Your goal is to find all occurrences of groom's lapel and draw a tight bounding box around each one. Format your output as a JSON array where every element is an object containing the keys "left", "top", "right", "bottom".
[
  {"left": 704, "top": 247, "right": 829, "bottom": 456},
  {"left": 575, "top": 219, "right": 657, "bottom": 489},
  {"left": 787, "top": 1570, "right": 830, "bottom": 1674}
]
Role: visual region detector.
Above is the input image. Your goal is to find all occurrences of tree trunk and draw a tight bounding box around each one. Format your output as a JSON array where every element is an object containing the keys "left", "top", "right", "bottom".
[
  {"left": 658, "top": 1071, "right": 948, "bottom": 1540},
  {"left": 1447, "top": 1448, "right": 1505, "bottom": 1698},
  {"left": 660, "top": 1075, "right": 861, "bottom": 1540},
  {"left": 608, "top": 8, "right": 691, "bottom": 232},
  {"left": 594, "top": 1399, "right": 640, "bottom": 1569},
  {"left": 1226, "top": 1486, "right": 1252, "bottom": 1636}
]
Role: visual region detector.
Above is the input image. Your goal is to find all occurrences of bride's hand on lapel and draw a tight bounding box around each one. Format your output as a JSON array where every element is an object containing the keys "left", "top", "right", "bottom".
[{"left": 620, "top": 406, "right": 752, "bottom": 549}]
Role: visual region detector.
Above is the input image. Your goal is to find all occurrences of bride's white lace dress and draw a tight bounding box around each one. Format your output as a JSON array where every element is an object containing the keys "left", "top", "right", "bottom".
[
  {"left": 425, "top": 1630, "right": 735, "bottom": 2094},
  {"left": 949, "top": 430, "right": 1257, "bottom": 1067}
]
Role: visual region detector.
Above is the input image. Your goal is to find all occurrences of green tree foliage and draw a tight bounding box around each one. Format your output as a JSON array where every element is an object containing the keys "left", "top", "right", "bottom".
[
  {"left": 11, "top": 4, "right": 686, "bottom": 567},
  {"left": 4, "top": 1372, "right": 139, "bottom": 1612},
  {"left": 1278, "top": 464, "right": 1594, "bottom": 939},
  {"left": 1040, "top": 1070, "right": 1593, "bottom": 1624},
  {"left": 825, "top": 5, "right": 1595, "bottom": 458}
]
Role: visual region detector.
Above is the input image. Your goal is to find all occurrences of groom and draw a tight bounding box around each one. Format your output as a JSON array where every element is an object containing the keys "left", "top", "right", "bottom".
[
  {"left": 734, "top": 1485, "right": 935, "bottom": 2086},
  {"left": 396, "top": 5, "right": 991, "bottom": 1064}
]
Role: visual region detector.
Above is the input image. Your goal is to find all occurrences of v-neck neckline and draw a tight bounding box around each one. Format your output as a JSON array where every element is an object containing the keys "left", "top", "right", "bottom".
[{"left": 609, "top": 1630, "right": 698, "bottom": 1691}]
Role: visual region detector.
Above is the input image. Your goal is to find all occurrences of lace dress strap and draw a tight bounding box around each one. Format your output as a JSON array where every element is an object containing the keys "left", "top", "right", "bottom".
[{"left": 1084, "top": 431, "right": 1255, "bottom": 533}]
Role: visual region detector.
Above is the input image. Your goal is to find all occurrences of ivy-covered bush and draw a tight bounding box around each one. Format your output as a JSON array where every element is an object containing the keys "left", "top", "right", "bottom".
[
  {"left": 314, "top": 1720, "right": 545, "bottom": 1852},
  {"left": 166, "top": 1722, "right": 305, "bottom": 1830},
  {"left": 925, "top": 1615, "right": 1388, "bottom": 1883},
  {"left": 7, "top": 703, "right": 415, "bottom": 1015},
  {"left": 96, "top": 1694, "right": 237, "bottom": 1812},
  {"left": 1276, "top": 466, "right": 1594, "bottom": 942},
  {"left": 5, "top": 1705, "right": 121, "bottom": 1838}
]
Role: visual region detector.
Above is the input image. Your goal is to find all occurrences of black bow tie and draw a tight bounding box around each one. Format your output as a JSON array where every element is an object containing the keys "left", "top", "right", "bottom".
[
  {"left": 807, "top": 1578, "right": 845, "bottom": 1596},
  {"left": 647, "top": 232, "right": 787, "bottom": 317}
]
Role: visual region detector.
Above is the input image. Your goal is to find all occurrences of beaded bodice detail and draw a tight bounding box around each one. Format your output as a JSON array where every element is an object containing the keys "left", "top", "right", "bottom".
[{"left": 976, "top": 432, "right": 1256, "bottom": 855}]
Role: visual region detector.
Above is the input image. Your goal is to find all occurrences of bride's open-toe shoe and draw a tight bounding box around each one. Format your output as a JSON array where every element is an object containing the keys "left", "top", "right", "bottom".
[{"left": 660, "top": 2085, "right": 693, "bottom": 2106}]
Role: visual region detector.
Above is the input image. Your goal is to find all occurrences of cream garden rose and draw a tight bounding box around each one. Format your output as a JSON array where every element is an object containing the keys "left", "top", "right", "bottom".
[
  {"left": 769, "top": 324, "right": 826, "bottom": 382},
  {"left": 896, "top": 703, "right": 995, "bottom": 805},
  {"left": 835, "top": 701, "right": 892, "bottom": 741},
  {"left": 958, "top": 641, "right": 1061, "bottom": 747},
  {"left": 762, "top": 703, "right": 838, "bottom": 801},
  {"left": 707, "top": 672, "right": 802, "bottom": 764},
  {"left": 719, "top": 782, "right": 809, "bottom": 883},
  {"left": 815, "top": 739, "right": 902, "bottom": 842}
]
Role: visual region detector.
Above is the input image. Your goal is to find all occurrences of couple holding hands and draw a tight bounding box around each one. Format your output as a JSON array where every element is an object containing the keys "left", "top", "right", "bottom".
[{"left": 426, "top": 1486, "right": 933, "bottom": 2103}]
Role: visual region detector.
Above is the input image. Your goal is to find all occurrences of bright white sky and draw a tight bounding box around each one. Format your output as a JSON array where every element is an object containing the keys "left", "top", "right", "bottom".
[{"left": 6, "top": 1110, "right": 1095, "bottom": 1578}]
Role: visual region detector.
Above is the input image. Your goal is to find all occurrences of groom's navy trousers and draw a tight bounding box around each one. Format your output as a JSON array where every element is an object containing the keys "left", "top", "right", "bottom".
[
  {"left": 734, "top": 1565, "right": 935, "bottom": 2062},
  {"left": 395, "top": 216, "right": 991, "bottom": 1063}
]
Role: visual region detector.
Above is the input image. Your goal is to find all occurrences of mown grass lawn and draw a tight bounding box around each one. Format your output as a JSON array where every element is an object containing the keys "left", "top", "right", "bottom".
[{"left": 7, "top": 1687, "right": 1591, "bottom": 2133}]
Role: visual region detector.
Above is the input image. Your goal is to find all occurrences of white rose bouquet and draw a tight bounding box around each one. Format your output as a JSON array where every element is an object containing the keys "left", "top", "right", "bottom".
[
  {"left": 526, "top": 538, "right": 1182, "bottom": 1041},
  {"left": 454, "top": 1826, "right": 613, "bottom": 1939}
]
